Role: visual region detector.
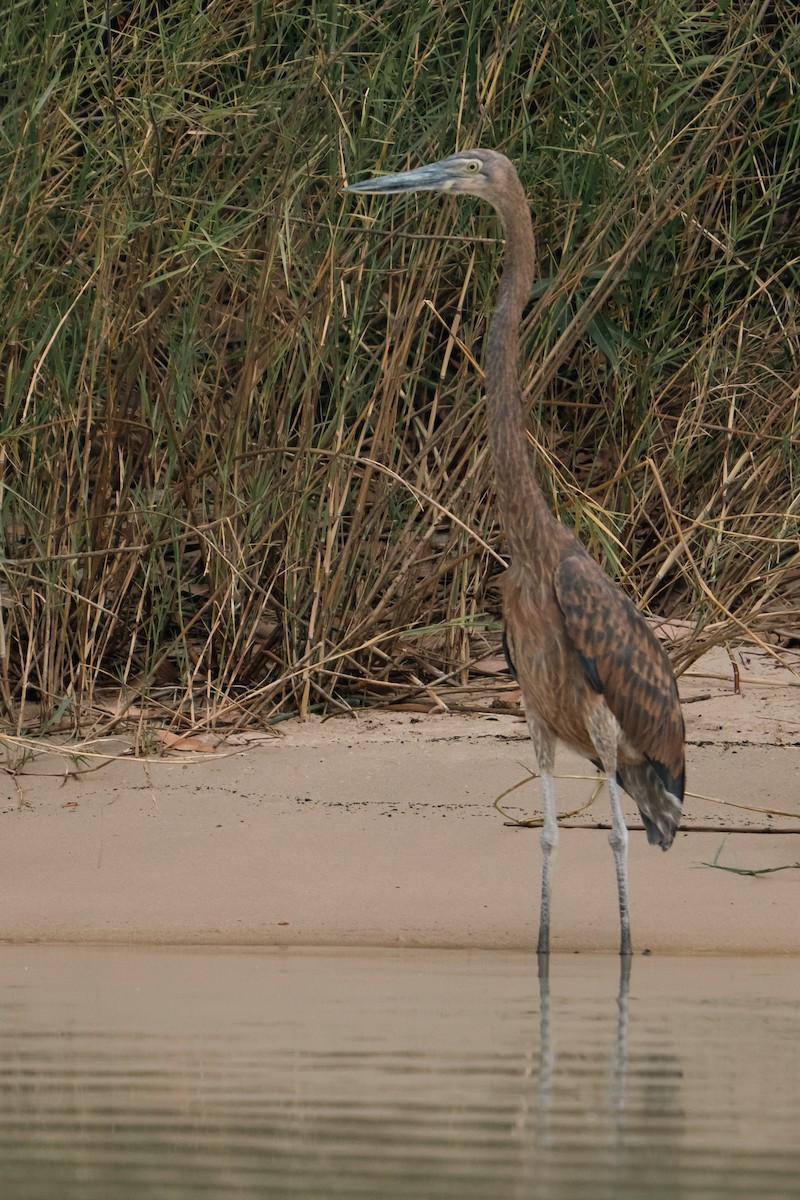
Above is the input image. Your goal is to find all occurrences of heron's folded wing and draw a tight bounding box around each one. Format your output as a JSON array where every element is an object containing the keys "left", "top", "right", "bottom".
[{"left": 554, "top": 553, "right": 685, "bottom": 800}]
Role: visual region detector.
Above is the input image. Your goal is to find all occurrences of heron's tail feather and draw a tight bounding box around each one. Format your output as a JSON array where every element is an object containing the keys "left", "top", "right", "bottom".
[{"left": 617, "top": 761, "right": 682, "bottom": 851}]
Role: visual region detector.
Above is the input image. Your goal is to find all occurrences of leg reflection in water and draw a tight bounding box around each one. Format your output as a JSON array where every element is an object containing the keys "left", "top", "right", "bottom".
[
  {"left": 610, "top": 955, "right": 631, "bottom": 1127},
  {"left": 534, "top": 954, "right": 632, "bottom": 1152},
  {"left": 526, "top": 954, "right": 688, "bottom": 1198}
]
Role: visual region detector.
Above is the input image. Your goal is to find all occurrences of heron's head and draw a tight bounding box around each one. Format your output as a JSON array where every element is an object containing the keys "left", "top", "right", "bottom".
[{"left": 343, "top": 148, "right": 516, "bottom": 204}]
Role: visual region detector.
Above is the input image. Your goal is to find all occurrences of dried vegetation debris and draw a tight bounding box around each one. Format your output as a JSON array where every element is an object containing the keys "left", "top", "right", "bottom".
[{"left": 0, "top": 1, "right": 798, "bottom": 737}]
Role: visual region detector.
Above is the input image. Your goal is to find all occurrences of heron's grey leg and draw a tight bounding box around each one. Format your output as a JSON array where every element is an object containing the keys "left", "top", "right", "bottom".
[
  {"left": 587, "top": 703, "right": 632, "bottom": 957},
  {"left": 537, "top": 769, "right": 559, "bottom": 955},
  {"left": 528, "top": 720, "right": 558, "bottom": 956},
  {"left": 607, "top": 774, "right": 632, "bottom": 957}
]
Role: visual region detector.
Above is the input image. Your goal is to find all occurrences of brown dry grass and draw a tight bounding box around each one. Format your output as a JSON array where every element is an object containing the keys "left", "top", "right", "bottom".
[{"left": 1, "top": 1, "right": 798, "bottom": 743}]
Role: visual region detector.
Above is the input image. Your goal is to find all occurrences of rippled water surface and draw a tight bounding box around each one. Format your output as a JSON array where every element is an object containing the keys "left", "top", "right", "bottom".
[{"left": 0, "top": 947, "right": 798, "bottom": 1199}]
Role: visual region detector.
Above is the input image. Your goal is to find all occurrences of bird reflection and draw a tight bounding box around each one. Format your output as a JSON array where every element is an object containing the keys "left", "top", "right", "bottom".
[
  {"left": 535, "top": 954, "right": 632, "bottom": 1151},
  {"left": 535, "top": 953, "right": 555, "bottom": 1140},
  {"left": 530, "top": 953, "right": 684, "bottom": 1190},
  {"left": 609, "top": 954, "right": 631, "bottom": 1127}
]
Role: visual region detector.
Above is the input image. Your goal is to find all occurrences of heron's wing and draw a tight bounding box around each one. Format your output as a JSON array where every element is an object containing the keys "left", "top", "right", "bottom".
[{"left": 554, "top": 553, "right": 685, "bottom": 800}]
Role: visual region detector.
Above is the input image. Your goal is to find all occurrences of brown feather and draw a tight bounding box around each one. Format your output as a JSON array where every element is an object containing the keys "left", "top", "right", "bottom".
[{"left": 554, "top": 552, "right": 686, "bottom": 801}]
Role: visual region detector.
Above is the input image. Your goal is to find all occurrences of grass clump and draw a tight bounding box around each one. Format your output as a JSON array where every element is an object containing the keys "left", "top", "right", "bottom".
[{"left": 1, "top": 0, "right": 799, "bottom": 739}]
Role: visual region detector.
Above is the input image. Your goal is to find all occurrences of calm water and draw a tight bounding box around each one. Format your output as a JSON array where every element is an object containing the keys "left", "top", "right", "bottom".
[{"left": 0, "top": 947, "right": 798, "bottom": 1199}]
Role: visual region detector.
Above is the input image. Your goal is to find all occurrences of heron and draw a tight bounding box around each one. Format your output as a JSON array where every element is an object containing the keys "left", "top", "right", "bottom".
[{"left": 344, "top": 149, "right": 685, "bottom": 956}]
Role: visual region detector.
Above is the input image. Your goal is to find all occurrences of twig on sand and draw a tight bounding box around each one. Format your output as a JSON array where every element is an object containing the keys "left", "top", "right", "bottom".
[{"left": 700, "top": 839, "right": 800, "bottom": 877}]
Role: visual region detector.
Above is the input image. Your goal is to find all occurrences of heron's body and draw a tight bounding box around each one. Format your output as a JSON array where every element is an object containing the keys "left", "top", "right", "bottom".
[{"left": 345, "top": 148, "right": 685, "bottom": 955}]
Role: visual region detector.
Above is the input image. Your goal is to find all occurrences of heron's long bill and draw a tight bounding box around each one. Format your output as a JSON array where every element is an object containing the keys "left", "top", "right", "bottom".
[{"left": 343, "top": 159, "right": 452, "bottom": 195}]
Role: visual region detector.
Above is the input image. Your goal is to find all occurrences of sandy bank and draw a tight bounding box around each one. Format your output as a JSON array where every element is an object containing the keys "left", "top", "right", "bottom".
[{"left": 1, "top": 647, "right": 798, "bottom": 953}]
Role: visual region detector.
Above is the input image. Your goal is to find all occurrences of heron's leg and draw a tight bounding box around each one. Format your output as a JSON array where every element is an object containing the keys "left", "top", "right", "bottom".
[
  {"left": 587, "top": 703, "right": 632, "bottom": 957},
  {"left": 528, "top": 719, "right": 558, "bottom": 956},
  {"left": 606, "top": 774, "right": 632, "bottom": 957},
  {"left": 537, "top": 769, "right": 559, "bottom": 955}
]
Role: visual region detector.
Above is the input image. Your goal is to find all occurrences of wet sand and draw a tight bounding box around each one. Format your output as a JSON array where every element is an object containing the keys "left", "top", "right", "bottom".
[{"left": 1, "top": 646, "right": 798, "bottom": 953}]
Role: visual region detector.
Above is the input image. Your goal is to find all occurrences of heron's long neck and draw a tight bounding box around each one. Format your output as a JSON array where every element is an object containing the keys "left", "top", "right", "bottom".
[{"left": 484, "top": 190, "right": 554, "bottom": 562}]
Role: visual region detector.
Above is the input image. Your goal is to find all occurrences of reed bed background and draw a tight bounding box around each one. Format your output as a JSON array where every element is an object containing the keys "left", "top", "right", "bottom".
[{"left": 1, "top": 0, "right": 799, "bottom": 738}]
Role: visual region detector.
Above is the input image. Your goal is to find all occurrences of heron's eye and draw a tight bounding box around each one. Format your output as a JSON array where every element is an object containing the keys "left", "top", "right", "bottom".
[{"left": 465, "top": 160, "right": 481, "bottom": 174}]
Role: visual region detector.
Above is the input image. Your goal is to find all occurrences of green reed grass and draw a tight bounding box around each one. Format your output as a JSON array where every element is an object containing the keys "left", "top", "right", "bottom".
[{"left": 1, "top": 0, "right": 799, "bottom": 736}]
